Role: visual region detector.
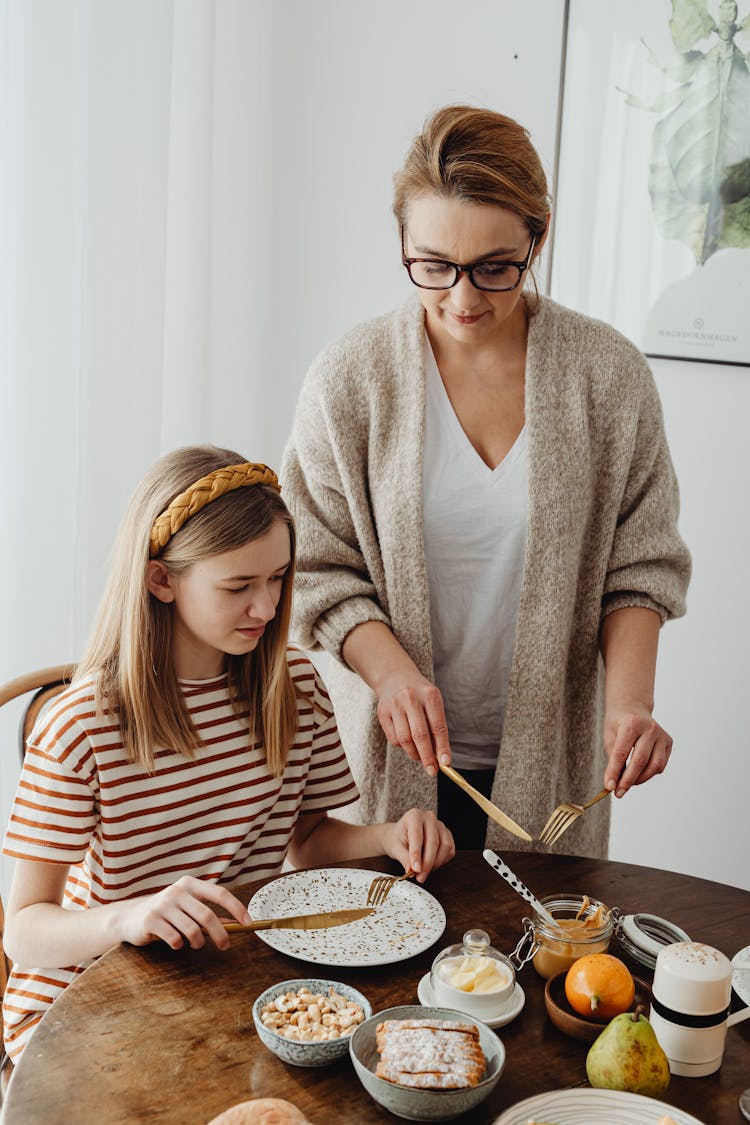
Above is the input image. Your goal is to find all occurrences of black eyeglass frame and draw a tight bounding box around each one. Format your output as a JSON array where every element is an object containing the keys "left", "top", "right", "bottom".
[{"left": 400, "top": 226, "right": 537, "bottom": 292}]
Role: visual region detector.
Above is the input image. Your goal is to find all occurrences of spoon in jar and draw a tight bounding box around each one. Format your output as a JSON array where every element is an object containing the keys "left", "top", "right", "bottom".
[{"left": 483, "top": 849, "right": 556, "bottom": 925}]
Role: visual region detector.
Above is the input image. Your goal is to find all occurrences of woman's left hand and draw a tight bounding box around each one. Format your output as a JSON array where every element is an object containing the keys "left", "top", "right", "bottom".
[
  {"left": 603, "top": 702, "right": 673, "bottom": 797},
  {"left": 381, "top": 809, "right": 455, "bottom": 882}
]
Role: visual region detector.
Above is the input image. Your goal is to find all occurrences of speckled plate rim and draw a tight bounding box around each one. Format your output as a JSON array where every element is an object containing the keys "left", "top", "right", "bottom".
[
  {"left": 248, "top": 868, "right": 446, "bottom": 967},
  {"left": 732, "top": 945, "right": 750, "bottom": 1007},
  {"left": 491, "top": 1087, "right": 706, "bottom": 1125}
]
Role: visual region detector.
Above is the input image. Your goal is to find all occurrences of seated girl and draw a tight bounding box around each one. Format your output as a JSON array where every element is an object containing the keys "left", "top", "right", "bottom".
[{"left": 2, "top": 446, "right": 454, "bottom": 1062}]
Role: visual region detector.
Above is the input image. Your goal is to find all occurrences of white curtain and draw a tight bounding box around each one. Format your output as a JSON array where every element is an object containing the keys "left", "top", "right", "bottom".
[
  {"left": 0, "top": 0, "right": 289, "bottom": 895},
  {"left": 1, "top": 0, "right": 282, "bottom": 682},
  {"left": 0, "top": 0, "right": 566, "bottom": 897}
]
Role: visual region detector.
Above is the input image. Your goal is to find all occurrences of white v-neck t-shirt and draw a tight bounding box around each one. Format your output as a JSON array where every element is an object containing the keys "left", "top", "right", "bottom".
[{"left": 422, "top": 336, "right": 528, "bottom": 770}]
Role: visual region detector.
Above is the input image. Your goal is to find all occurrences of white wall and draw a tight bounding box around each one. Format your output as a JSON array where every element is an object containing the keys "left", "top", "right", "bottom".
[
  {"left": 265, "top": 0, "right": 564, "bottom": 423},
  {"left": 549, "top": 0, "right": 750, "bottom": 892},
  {"left": 2, "top": 0, "right": 748, "bottom": 906},
  {"left": 608, "top": 357, "right": 750, "bottom": 893}
]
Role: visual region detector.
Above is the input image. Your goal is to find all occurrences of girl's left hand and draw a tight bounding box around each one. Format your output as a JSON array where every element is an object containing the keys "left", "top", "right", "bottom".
[
  {"left": 603, "top": 702, "right": 673, "bottom": 797},
  {"left": 382, "top": 809, "right": 455, "bottom": 883}
]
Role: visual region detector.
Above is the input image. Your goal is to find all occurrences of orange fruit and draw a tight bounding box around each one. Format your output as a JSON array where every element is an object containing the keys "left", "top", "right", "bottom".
[{"left": 564, "top": 953, "right": 635, "bottom": 1020}]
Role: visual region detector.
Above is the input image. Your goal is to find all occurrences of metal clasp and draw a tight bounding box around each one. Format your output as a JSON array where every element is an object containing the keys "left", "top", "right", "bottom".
[
  {"left": 611, "top": 905, "right": 624, "bottom": 939},
  {"left": 509, "top": 916, "right": 540, "bottom": 971}
]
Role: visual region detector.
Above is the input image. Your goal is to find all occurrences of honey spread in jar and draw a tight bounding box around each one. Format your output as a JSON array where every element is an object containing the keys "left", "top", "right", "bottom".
[{"left": 531, "top": 896, "right": 612, "bottom": 978}]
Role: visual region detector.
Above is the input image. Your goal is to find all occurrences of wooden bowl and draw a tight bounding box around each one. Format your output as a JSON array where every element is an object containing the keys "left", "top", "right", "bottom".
[{"left": 544, "top": 971, "right": 652, "bottom": 1043}]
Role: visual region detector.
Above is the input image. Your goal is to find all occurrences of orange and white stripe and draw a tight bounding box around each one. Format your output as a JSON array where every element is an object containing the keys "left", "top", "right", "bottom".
[{"left": 2, "top": 649, "right": 358, "bottom": 1061}]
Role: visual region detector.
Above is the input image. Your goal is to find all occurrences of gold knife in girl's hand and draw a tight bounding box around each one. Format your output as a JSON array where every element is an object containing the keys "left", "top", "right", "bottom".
[{"left": 223, "top": 907, "right": 375, "bottom": 933}]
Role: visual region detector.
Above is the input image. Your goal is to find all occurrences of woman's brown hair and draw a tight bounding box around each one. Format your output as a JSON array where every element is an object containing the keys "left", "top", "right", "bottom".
[
  {"left": 76, "top": 445, "right": 298, "bottom": 775},
  {"left": 393, "top": 104, "right": 551, "bottom": 241}
]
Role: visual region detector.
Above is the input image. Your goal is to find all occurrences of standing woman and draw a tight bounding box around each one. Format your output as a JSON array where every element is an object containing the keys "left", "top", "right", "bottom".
[{"left": 281, "top": 105, "right": 691, "bottom": 854}]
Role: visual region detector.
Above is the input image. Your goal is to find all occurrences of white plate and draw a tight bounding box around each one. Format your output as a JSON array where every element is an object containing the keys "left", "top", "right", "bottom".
[
  {"left": 247, "top": 868, "right": 446, "bottom": 967},
  {"left": 732, "top": 945, "right": 750, "bottom": 1007},
  {"left": 416, "top": 972, "right": 525, "bottom": 1029},
  {"left": 493, "top": 1088, "right": 706, "bottom": 1124}
]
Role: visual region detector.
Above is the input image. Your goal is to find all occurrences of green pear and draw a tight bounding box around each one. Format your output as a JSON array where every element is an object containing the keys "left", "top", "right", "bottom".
[{"left": 586, "top": 1006, "right": 670, "bottom": 1097}]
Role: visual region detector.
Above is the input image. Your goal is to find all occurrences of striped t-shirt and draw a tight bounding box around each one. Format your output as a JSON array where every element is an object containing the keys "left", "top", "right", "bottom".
[{"left": 2, "top": 648, "right": 358, "bottom": 1061}]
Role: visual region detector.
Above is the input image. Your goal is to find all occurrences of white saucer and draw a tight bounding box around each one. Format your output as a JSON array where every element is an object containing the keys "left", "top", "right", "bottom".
[{"left": 416, "top": 973, "right": 525, "bottom": 1029}]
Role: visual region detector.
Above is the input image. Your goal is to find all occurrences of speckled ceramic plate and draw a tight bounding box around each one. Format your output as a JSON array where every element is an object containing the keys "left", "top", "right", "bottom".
[
  {"left": 732, "top": 945, "right": 750, "bottom": 1007},
  {"left": 492, "top": 1088, "right": 705, "bottom": 1125},
  {"left": 247, "top": 868, "right": 446, "bottom": 966}
]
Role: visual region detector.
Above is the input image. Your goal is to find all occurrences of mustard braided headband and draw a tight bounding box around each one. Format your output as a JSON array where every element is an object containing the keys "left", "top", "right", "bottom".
[{"left": 149, "top": 462, "right": 281, "bottom": 557}]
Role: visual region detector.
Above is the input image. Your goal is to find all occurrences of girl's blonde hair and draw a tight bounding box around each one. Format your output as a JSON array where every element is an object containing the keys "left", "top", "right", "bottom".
[{"left": 76, "top": 445, "right": 298, "bottom": 775}]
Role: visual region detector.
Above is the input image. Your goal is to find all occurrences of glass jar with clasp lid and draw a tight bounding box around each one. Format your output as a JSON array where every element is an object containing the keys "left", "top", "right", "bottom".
[
  {"left": 527, "top": 893, "right": 612, "bottom": 979},
  {"left": 509, "top": 894, "right": 691, "bottom": 980}
]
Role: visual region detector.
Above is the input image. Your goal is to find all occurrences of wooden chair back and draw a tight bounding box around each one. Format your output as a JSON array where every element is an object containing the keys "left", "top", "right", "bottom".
[{"left": 0, "top": 665, "right": 76, "bottom": 996}]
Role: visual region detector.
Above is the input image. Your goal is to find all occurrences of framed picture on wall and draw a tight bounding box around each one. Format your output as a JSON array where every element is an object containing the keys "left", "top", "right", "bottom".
[{"left": 550, "top": 0, "right": 750, "bottom": 367}]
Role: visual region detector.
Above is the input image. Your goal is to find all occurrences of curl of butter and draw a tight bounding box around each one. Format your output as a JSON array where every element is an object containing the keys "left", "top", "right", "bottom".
[{"left": 437, "top": 954, "right": 510, "bottom": 994}]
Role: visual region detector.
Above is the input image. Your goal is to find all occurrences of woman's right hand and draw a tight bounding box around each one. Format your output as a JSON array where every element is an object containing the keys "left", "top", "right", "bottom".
[
  {"left": 121, "top": 876, "right": 252, "bottom": 951},
  {"left": 376, "top": 671, "right": 452, "bottom": 775},
  {"left": 342, "top": 620, "right": 453, "bottom": 775}
]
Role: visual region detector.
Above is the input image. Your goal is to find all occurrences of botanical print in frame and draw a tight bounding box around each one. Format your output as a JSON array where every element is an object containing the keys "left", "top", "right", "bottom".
[{"left": 550, "top": 0, "right": 750, "bottom": 366}]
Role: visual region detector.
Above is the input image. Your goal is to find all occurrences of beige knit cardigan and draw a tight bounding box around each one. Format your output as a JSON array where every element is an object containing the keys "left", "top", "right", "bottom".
[{"left": 280, "top": 296, "right": 691, "bottom": 858}]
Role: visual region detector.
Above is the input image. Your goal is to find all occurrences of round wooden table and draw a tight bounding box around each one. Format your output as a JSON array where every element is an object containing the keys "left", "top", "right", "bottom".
[{"left": 3, "top": 851, "right": 748, "bottom": 1124}]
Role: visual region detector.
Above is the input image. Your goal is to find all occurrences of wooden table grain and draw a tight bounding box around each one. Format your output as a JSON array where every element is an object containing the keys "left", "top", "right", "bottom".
[{"left": 3, "top": 852, "right": 748, "bottom": 1124}]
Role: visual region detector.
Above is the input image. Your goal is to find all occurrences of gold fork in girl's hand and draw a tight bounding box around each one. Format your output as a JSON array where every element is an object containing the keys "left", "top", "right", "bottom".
[{"left": 366, "top": 869, "right": 416, "bottom": 907}]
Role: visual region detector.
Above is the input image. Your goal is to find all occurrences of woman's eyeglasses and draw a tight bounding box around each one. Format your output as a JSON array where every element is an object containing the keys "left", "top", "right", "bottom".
[{"left": 401, "top": 227, "right": 536, "bottom": 292}]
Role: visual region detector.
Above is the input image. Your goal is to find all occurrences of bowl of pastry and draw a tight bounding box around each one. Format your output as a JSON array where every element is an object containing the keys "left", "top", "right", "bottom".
[
  {"left": 348, "top": 1004, "right": 505, "bottom": 1120},
  {"left": 252, "top": 978, "right": 370, "bottom": 1067}
]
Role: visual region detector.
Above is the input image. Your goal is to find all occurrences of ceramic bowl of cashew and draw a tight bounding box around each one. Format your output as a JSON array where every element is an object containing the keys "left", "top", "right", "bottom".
[{"left": 252, "top": 977, "right": 371, "bottom": 1067}]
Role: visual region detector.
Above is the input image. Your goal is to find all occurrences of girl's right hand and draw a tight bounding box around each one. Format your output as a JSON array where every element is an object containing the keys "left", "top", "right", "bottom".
[
  {"left": 121, "top": 876, "right": 252, "bottom": 951},
  {"left": 381, "top": 808, "right": 455, "bottom": 881},
  {"left": 376, "top": 672, "right": 452, "bottom": 776}
]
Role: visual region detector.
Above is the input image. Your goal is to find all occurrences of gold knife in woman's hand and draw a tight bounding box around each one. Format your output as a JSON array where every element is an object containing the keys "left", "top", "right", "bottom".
[{"left": 439, "top": 763, "right": 532, "bottom": 842}]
